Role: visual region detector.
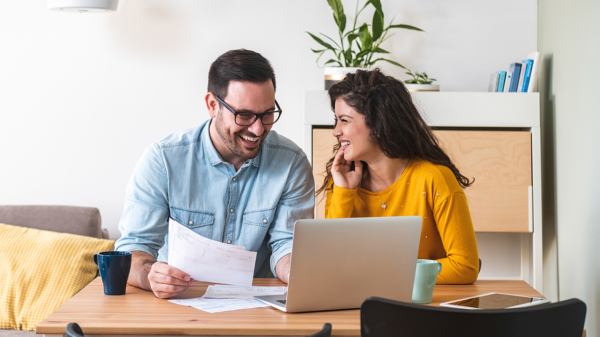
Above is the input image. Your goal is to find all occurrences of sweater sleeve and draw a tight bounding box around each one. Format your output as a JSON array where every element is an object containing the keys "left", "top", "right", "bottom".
[
  {"left": 325, "top": 185, "right": 357, "bottom": 219},
  {"left": 433, "top": 191, "right": 479, "bottom": 284}
]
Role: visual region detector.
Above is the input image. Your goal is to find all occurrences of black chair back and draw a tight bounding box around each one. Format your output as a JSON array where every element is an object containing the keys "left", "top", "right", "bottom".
[
  {"left": 66, "top": 323, "right": 84, "bottom": 337},
  {"left": 307, "top": 323, "right": 332, "bottom": 337},
  {"left": 361, "top": 297, "right": 586, "bottom": 337}
]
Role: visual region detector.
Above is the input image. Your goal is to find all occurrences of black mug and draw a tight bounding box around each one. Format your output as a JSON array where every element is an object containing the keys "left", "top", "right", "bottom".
[{"left": 93, "top": 251, "right": 132, "bottom": 295}]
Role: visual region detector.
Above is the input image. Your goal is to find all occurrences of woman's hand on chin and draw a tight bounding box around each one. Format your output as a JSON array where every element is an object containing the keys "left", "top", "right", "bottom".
[{"left": 331, "top": 147, "right": 363, "bottom": 189}]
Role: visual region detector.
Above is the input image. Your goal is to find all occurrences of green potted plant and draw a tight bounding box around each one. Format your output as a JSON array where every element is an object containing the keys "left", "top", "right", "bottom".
[
  {"left": 404, "top": 70, "right": 439, "bottom": 92},
  {"left": 307, "top": 0, "right": 425, "bottom": 89}
]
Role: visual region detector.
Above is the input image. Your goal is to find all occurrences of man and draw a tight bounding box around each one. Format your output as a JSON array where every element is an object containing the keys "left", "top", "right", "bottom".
[{"left": 115, "top": 49, "right": 315, "bottom": 299}]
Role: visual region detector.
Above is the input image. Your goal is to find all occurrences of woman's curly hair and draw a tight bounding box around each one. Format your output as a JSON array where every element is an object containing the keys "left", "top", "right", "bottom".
[{"left": 317, "top": 68, "right": 473, "bottom": 196}]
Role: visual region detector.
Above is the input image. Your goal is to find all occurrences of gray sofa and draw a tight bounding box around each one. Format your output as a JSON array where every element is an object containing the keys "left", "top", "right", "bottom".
[{"left": 0, "top": 205, "right": 109, "bottom": 337}]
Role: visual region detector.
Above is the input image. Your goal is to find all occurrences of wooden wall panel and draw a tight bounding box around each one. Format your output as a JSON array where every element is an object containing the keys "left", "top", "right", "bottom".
[
  {"left": 433, "top": 130, "right": 532, "bottom": 232},
  {"left": 312, "top": 128, "right": 339, "bottom": 219},
  {"left": 311, "top": 127, "right": 533, "bottom": 232}
]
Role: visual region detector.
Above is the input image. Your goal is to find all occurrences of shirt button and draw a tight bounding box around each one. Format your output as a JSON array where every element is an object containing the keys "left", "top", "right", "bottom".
[
  {"left": 227, "top": 240, "right": 232, "bottom": 244},
  {"left": 232, "top": 177, "right": 236, "bottom": 182},
  {"left": 188, "top": 221, "right": 194, "bottom": 225},
  {"left": 230, "top": 209, "right": 234, "bottom": 213},
  {"left": 263, "top": 219, "right": 268, "bottom": 224}
]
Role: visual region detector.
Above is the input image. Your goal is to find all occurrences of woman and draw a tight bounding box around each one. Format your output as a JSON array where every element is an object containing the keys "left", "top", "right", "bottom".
[{"left": 319, "top": 69, "right": 479, "bottom": 284}]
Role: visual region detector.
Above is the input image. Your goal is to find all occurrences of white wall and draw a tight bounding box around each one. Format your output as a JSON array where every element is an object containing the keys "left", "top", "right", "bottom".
[
  {"left": 0, "top": 0, "right": 536, "bottom": 240},
  {"left": 539, "top": 1, "right": 600, "bottom": 336}
]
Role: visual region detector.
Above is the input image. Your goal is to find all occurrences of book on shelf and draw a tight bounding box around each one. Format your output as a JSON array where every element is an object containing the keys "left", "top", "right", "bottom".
[
  {"left": 516, "top": 61, "right": 527, "bottom": 92},
  {"left": 522, "top": 59, "right": 534, "bottom": 92},
  {"left": 488, "top": 51, "right": 540, "bottom": 93},
  {"left": 496, "top": 71, "right": 507, "bottom": 92},
  {"left": 489, "top": 73, "right": 500, "bottom": 92},
  {"left": 503, "top": 70, "right": 512, "bottom": 92},
  {"left": 526, "top": 52, "right": 540, "bottom": 92},
  {"left": 508, "top": 63, "right": 522, "bottom": 92}
]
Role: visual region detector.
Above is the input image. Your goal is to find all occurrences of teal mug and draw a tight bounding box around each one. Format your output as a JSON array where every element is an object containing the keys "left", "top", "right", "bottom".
[{"left": 411, "top": 259, "right": 442, "bottom": 304}]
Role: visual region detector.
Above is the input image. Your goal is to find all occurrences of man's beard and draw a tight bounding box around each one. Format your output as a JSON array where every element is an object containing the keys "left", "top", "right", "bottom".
[{"left": 214, "top": 111, "right": 264, "bottom": 161}]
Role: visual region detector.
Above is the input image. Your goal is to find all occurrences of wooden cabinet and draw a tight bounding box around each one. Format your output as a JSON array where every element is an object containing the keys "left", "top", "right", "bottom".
[
  {"left": 312, "top": 128, "right": 339, "bottom": 219},
  {"left": 433, "top": 130, "right": 532, "bottom": 232},
  {"left": 311, "top": 128, "right": 532, "bottom": 233}
]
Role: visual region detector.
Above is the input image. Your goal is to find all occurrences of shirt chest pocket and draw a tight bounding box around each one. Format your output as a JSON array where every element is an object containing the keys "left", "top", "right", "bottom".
[
  {"left": 170, "top": 207, "right": 215, "bottom": 238},
  {"left": 243, "top": 208, "right": 276, "bottom": 227},
  {"left": 243, "top": 207, "right": 276, "bottom": 251}
]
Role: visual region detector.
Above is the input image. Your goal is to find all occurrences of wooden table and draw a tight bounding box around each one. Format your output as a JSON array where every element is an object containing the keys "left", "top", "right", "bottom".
[{"left": 37, "top": 278, "right": 543, "bottom": 337}]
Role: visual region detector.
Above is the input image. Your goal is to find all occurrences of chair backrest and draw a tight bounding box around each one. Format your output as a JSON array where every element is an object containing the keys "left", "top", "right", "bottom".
[
  {"left": 66, "top": 323, "right": 84, "bottom": 337},
  {"left": 0, "top": 205, "right": 107, "bottom": 239},
  {"left": 307, "top": 323, "right": 332, "bottom": 337},
  {"left": 361, "top": 296, "right": 586, "bottom": 337}
]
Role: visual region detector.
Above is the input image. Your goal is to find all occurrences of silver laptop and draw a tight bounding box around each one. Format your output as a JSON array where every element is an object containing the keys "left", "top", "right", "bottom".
[{"left": 255, "top": 216, "right": 422, "bottom": 313}]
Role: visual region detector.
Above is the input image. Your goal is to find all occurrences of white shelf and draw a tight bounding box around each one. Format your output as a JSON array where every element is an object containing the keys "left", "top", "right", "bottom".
[{"left": 304, "top": 91, "right": 540, "bottom": 127}]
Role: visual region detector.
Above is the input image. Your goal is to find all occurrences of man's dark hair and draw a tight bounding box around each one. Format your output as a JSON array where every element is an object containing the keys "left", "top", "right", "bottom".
[{"left": 208, "top": 49, "right": 276, "bottom": 99}]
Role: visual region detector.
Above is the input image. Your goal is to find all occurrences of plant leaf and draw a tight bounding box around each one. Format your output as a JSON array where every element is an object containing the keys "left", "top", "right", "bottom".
[
  {"left": 347, "top": 33, "right": 361, "bottom": 45},
  {"left": 342, "top": 49, "right": 351, "bottom": 66},
  {"left": 372, "top": 11, "right": 384, "bottom": 41},
  {"left": 311, "top": 48, "right": 326, "bottom": 54},
  {"left": 371, "top": 58, "right": 407, "bottom": 69},
  {"left": 307, "top": 32, "right": 338, "bottom": 52},
  {"left": 387, "top": 24, "right": 425, "bottom": 32},
  {"left": 327, "top": 0, "right": 346, "bottom": 33},
  {"left": 320, "top": 33, "right": 342, "bottom": 49},
  {"left": 359, "top": 23, "right": 373, "bottom": 50},
  {"left": 356, "top": 49, "right": 370, "bottom": 59},
  {"left": 343, "top": 27, "right": 361, "bottom": 38},
  {"left": 369, "top": 0, "right": 384, "bottom": 19},
  {"left": 372, "top": 47, "right": 390, "bottom": 54},
  {"left": 324, "top": 58, "right": 343, "bottom": 66}
]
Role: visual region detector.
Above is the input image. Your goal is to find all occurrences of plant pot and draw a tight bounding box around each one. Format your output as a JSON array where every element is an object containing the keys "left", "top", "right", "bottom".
[
  {"left": 324, "top": 67, "right": 369, "bottom": 90},
  {"left": 404, "top": 84, "right": 440, "bottom": 92}
]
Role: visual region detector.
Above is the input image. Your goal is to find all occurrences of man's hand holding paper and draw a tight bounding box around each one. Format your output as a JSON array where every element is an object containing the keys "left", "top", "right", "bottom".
[{"left": 168, "top": 218, "right": 257, "bottom": 286}]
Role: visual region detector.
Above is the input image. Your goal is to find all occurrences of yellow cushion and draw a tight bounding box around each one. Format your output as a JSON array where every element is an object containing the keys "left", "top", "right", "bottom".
[{"left": 0, "top": 223, "right": 115, "bottom": 331}]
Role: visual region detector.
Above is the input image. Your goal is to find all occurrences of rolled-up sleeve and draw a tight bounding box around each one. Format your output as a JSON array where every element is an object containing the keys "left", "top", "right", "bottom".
[
  {"left": 268, "top": 151, "right": 315, "bottom": 276},
  {"left": 115, "top": 144, "right": 170, "bottom": 258}
]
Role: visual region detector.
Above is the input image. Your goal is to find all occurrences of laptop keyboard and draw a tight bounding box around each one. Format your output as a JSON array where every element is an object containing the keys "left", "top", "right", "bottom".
[{"left": 276, "top": 300, "right": 287, "bottom": 304}]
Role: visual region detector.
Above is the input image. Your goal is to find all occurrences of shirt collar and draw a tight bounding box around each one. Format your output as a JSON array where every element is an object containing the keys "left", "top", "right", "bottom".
[{"left": 201, "top": 120, "right": 262, "bottom": 168}]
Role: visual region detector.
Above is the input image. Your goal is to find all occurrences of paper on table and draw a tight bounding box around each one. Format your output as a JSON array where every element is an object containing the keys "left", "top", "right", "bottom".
[
  {"left": 202, "top": 285, "right": 287, "bottom": 298},
  {"left": 168, "top": 218, "right": 256, "bottom": 286},
  {"left": 169, "top": 298, "right": 269, "bottom": 313}
]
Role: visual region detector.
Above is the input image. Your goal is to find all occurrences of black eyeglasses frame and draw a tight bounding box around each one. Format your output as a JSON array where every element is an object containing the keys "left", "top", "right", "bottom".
[{"left": 215, "top": 95, "right": 282, "bottom": 126}]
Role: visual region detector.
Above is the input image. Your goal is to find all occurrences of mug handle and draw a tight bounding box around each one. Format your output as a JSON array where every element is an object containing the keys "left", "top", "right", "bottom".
[
  {"left": 437, "top": 262, "right": 442, "bottom": 274},
  {"left": 94, "top": 253, "right": 99, "bottom": 266}
]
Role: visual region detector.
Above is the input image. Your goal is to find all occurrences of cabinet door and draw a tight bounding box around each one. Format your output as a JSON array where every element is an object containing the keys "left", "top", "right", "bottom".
[
  {"left": 433, "top": 130, "right": 532, "bottom": 232},
  {"left": 312, "top": 128, "right": 339, "bottom": 219}
]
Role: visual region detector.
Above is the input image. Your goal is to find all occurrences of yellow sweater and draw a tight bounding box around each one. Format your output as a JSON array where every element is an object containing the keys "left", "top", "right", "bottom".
[{"left": 325, "top": 158, "right": 479, "bottom": 284}]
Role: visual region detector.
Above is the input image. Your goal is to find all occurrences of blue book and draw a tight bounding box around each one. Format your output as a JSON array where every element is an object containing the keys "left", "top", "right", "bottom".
[
  {"left": 522, "top": 59, "right": 534, "bottom": 92},
  {"left": 496, "top": 71, "right": 507, "bottom": 92},
  {"left": 508, "top": 63, "right": 522, "bottom": 92},
  {"left": 516, "top": 61, "right": 527, "bottom": 92}
]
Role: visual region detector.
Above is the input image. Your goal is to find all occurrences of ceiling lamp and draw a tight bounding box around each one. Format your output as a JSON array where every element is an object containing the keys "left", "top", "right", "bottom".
[{"left": 48, "top": 0, "right": 118, "bottom": 13}]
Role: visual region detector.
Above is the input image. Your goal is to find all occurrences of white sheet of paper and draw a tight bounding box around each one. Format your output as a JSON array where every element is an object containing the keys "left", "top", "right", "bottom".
[
  {"left": 202, "top": 285, "right": 287, "bottom": 298},
  {"left": 168, "top": 218, "right": 257, "bottom": 286},
  {"left": 169, "top": 298, "right": 269, "bottom": 313}
]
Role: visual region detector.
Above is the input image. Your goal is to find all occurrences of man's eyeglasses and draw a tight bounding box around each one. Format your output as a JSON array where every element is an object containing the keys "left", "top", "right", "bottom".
[{"left": 215, "top": 95, "right": 282, "bottom": 126}]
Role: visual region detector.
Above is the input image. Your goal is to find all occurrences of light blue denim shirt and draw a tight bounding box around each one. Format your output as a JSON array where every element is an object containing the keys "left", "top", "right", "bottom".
[{"left": 115, "top": 119, "right": 315, "bottom": 277}]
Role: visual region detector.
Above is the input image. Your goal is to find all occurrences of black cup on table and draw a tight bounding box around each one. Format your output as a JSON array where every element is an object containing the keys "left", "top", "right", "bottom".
[{"left": 93, "top": 251, "right": 132, "bottom": 295}]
